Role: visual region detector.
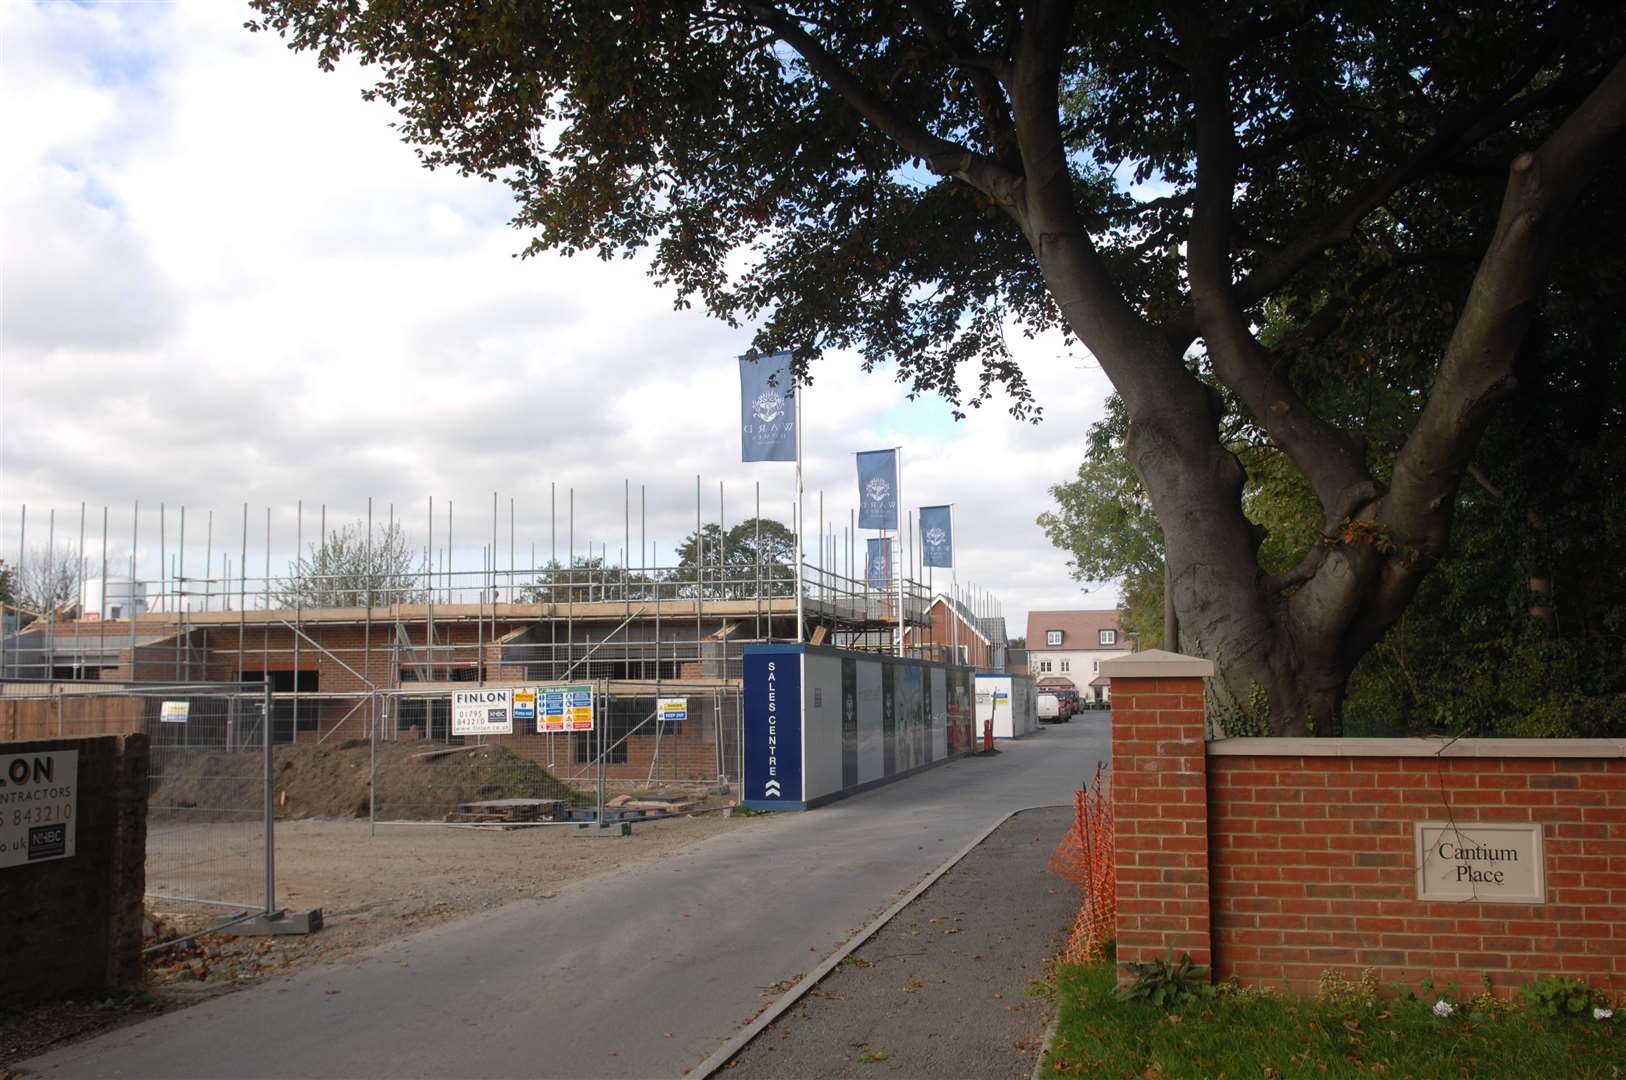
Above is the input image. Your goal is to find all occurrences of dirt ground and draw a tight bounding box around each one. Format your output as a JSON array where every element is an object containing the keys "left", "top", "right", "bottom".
[{"left": 1, "top": 811, "right": 753, "bottom": 1069}]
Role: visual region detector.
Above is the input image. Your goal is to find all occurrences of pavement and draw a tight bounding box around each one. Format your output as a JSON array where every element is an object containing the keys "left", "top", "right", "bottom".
[
  {"left": 20, "top": 715, "right": 1109, "bottom": 1080},
  {"left": 720, "top": 805, "right": 1078, "bottom": 1079}
]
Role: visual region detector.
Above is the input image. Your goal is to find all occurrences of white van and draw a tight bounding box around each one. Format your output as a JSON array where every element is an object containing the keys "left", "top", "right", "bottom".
[{"left": 1036, "top": 693, "right": 1061, "bottom": 722}]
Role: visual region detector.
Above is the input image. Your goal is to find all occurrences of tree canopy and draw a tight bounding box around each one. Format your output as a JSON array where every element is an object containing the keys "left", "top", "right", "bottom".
[
  {"left": 278, "top": 522, "right": 425, "bottom": 608},
  {"left": 248, "top": 1, "right": 1626, "bottom": 732}
]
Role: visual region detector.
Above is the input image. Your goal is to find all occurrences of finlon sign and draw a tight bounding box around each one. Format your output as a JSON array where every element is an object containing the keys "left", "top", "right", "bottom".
[
  {"left": 451, "top": 689, "right": 514, "bottom": 737},
  {"left": 1, "top": 750, "right": 79, "bottom": 869}
]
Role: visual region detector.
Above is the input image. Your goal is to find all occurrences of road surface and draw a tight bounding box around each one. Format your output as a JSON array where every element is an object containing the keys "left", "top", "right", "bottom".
[{"left": 23, "top": 717, "right": 1109, "bottom": 1079}]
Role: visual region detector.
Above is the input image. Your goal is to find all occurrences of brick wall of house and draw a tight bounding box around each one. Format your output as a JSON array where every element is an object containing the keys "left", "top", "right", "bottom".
[
  {"left": 902, "top": 603, "right": 990, "bottom": 668},
  {"left": 1104, "top": 651, "right": 1626, "bottom": 997}
]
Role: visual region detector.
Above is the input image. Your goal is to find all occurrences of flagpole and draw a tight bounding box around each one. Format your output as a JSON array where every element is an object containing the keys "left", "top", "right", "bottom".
[
  {"left": 894, "top": 445, "right": 904, "bottom": 658},
  {"left": 950, "top": 503, "right": 959, "bottom": 665},
  {"left": 794, "top": 380, "right": 805, "bottom": 644}
]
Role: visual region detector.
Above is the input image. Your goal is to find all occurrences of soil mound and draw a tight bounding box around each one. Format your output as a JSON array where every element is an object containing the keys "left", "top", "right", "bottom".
[{"left": 151, "top": 741, "right": 583, "bottom": 821}]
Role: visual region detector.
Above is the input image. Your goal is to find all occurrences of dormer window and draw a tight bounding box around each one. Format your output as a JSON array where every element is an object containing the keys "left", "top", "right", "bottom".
[
  {"left": 1046, "top": 630, "right": 1062, "bottom": 646},
  {"left": 1099, "top": 629, "right": 1117, "bottom": 646}
]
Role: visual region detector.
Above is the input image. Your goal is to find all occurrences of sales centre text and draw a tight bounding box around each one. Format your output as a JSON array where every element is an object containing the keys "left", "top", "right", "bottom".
[
  {"left": 766, "top": 661, "right": 779, "bottom": 778},
  {"left": 1436, "top": 840, "right": 1522, "bottom": 885}
]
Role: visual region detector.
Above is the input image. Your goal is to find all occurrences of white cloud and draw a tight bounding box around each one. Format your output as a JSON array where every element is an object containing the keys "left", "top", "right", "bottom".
[{"left": 0, "top": 0, "right": 1119, "bottom": 631}]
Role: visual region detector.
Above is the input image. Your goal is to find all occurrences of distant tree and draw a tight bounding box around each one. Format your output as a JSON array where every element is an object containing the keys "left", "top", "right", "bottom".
[
  {"left": 278, "top": 522, "right": 424, "bottom": 608},
  {"left": 516, "top": 555, "right": 632, "bottom": 605},
  {"left": 0, "top": 560, "right": 14, "bottom": 611},
  {"left": 674, "top": 518, "right": 797, "bottom": 597},
  {"left": 7, "top": 547, "right": 88, "bottom": 617}
]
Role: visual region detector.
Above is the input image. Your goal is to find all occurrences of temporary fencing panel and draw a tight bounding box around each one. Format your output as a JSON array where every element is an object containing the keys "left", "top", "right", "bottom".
[
  {"left": 4, "top": 682, "right": 276, "bottom": 939},
  {"left": 369, "top": 682, "right": 743, "bottom": 826}
]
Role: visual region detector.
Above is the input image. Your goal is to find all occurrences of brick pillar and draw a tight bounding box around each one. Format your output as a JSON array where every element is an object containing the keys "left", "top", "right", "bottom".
[{"left": 1101, "top": 650, "right": 1214, "bottom": 980}]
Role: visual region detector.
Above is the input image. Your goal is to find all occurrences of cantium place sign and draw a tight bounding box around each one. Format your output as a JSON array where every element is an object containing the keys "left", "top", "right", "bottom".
[{"left": 1415, "top": 822, "right": 1545, "bottom": 903}]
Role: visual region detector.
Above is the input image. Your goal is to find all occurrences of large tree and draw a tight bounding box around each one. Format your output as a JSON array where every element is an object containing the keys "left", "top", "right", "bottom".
[{"left": 249, "top": 2, "right": 1626, "bottom": 732}]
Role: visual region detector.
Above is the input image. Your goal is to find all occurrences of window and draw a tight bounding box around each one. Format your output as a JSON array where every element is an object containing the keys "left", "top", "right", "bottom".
[
  {"left": 1038, "top": 659, "right": 1053, "bottom": 673},
  {"left": 1046, "top": 630, "right": 1062, "bottom": 646},
  {"left": 1092, "top": 659, "right": 1099, "bottom": 673},
  {"left": 1099, "top": 629, "right": 1117, "bottom": 646},
  {"left": 1060, "top": 660, "right": 1070, "bottom": 673}
]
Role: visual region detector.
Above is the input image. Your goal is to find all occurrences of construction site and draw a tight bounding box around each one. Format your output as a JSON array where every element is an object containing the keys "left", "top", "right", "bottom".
[{"left": 2, "top": 488, "right": 1010, "bottom": 794}]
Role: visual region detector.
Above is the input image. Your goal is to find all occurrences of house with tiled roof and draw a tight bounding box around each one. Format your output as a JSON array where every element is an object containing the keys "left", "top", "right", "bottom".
[{"left": 1023, "top": 609, "right": 1135, "bottom": 704}]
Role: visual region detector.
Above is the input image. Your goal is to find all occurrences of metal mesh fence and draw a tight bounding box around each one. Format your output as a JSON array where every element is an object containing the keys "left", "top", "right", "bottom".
[
  {"left": 2, "top": 681, "right": 272, "bottom": 934},
  {"left": 370, "top": 683, "right": 742, "bottom": 825}
]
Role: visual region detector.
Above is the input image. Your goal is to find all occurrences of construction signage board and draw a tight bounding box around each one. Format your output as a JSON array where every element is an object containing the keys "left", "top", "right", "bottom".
[
  {"left": 658, "top": 697, "right": 688, "bottom": 725},
  {"left": 512, "top": 688, "right": 537, "bottom": 724},
  {"left": 537, "top": 684, "right": 595, "bottom": 733},
  {"left": 1, "top": 749, "right": 77, "bottom": 869},
  {"left": 451, "top": 689, "right": 514, "bottom": 736},
  {"left": 159, "top": 701, "right": 190, "bottom": 724}
]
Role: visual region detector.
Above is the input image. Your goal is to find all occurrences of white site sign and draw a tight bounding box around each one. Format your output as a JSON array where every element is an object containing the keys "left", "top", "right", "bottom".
[
  {"left": 1, "top": 749, "right": 78, "bottom": 869},
  {"left": 451, "top": 689, "right": 514, "bottom": 736},
  {"left": 657, "top": 697, "right": 688, "bottom": 725}
]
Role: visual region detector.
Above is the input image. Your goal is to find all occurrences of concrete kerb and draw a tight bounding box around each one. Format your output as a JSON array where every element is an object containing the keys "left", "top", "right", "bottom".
[
  {"left": 1031, "top": 1005, "right": 1064, "bottom": 1080},
  {"left": 687, "top": 802, "right": 1067, "bottom": 1079}
]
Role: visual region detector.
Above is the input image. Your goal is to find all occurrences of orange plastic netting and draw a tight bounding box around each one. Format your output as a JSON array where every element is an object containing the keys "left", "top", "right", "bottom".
[{"left": 1047, "top": 763, "right": 1115, "bottom": 963}]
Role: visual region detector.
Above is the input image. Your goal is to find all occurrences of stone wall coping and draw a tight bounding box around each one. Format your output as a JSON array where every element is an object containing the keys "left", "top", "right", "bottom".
[
  {"left": 1207, "top": 736, "right": 1626, "bottom": 759},
  {"left": 1099, "top": 649, "right": 1215, "bottom": 678}
]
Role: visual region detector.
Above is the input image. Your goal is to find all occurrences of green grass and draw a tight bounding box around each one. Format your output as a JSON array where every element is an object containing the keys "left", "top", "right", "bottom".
[{"left": 1040, "top": 960, "right": 1625, "bottom": 1079}]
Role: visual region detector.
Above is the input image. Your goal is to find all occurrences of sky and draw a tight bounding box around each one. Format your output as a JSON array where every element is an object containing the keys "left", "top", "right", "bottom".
[{"left": 0, "top": 0, "right": 1123, "bottom": 635}]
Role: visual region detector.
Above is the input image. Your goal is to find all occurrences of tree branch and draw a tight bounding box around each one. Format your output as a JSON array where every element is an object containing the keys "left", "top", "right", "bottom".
[
  {"left": 741, "top": 2, "right": 1023, "bottom": 207},
  {"left": 902, "top": 0, "right": 1017, "bottom": 161},
  {"left": 1384, "top": 54, "right": 1626, "bottom": 556},
  {"left": 1160, "top": 56, "right": 1564, "bottom": 344},
  {"left": 1177, "top": 10, "right": 1369, "bottom": 516}
]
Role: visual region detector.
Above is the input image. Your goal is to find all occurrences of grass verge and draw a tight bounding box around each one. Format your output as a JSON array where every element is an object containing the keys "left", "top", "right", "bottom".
[{"left": 1040, "top": 960, "right": 1624, "bottom": 1079}]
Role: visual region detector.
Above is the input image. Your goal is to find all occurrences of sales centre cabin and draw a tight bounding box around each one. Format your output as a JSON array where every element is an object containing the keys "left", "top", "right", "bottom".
[
  {"left": 740, "top": 644, "right": 978, "bottom": 810},
  {"left": 2, "top": 572, "right": 962, "bottom": 787}
]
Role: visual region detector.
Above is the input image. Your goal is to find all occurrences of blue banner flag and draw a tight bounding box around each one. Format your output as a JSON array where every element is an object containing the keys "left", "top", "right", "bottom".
[
  {"left": 865, "top": 538, "right": 892, "bottom": 589},
  {"left": 740, "top": 352, "right": 797, "bottom": 462},
  {"left": 920, "top": 505, "right": 953, "bottom": 568},
  {"left": 856, "top": 449, "right": 899, "bottom": 530}
]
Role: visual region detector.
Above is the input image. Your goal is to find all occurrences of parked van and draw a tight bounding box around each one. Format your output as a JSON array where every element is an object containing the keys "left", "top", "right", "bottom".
[{"left": 1036, "top": 693, "right": 1062, "bottom": 722}]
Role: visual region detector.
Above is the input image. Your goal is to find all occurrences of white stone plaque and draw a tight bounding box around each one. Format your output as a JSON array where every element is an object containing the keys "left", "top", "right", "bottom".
[{"left": 1415, "top": 822, "right": 1544, "bottom": 903}]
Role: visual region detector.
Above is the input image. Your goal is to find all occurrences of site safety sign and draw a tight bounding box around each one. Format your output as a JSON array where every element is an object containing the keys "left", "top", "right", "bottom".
[
  {"left": 657, "top": 697, "right": 687, "bottom": 725},
  {"left": 160, "top": 701, "right": 190, "bottom": 723},
  {"left": 538, "top": 684, "right": 594, "bottom": 732},
  {"left": 512, "top": 688, "right": 537, "bottom": 723}
]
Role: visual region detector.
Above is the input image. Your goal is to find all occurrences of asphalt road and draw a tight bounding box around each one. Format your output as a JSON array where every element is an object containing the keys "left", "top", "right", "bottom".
[
  {"left": 21, "top": 717, "right": 1109, "bottom": 1080},
  {"left": 721, "top": 805, "right": 1078, "bottom": 1080}
]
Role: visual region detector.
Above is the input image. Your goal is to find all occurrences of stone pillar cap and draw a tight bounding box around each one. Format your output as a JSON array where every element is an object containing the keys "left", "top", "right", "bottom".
[{"left": 1099, "top": 649, "right": 1215, "bottom": 678}]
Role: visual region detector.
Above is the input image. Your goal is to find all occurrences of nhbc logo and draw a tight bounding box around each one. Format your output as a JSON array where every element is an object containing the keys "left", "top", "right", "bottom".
[{"left": 764, "top": 660, "right": 781, "bottom": 797}]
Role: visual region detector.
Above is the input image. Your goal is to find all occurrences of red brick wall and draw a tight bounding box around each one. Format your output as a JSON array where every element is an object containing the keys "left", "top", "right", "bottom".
[
  {"left": 1111, "top": 674, "right": 1212, "bottom": 971},
  {"left": 1210, "top": 752, "right": 1626, "bottom": 995},
  {"left": 1108, "top": 662, "right": 1626, "bottom": 997},
  {"left": 903, "top": 603, "right": 989, "bottom": 668}
]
